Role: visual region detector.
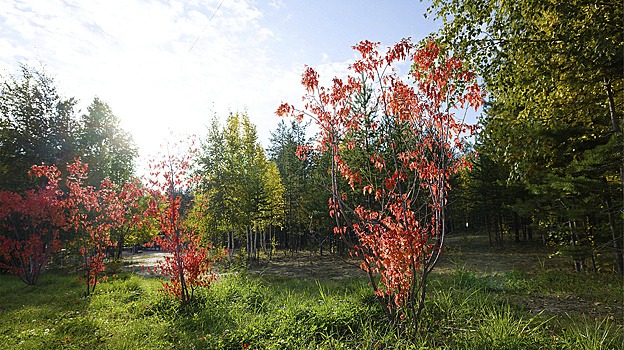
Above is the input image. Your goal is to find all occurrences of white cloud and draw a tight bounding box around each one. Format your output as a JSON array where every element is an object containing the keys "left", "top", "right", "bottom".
[
  {"left": 0, "top": 0, "right": 293, "bottom": 158},
  {"left": 269, "top": 0, "right": 284, "bottom": 10},
  {"left": 2, "top": 0, "right": 426, "bottom": 169}
]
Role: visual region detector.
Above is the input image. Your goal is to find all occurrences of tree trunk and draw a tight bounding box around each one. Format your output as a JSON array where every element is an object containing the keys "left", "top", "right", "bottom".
[
  {"left": 603, "top": 80, "right": 623, "bottom": 275},
  {"left": 604, "top": 78, "right": 623, "bottom": 196},
  {"left": 496, "top": 214, "right": 503, "bottom": 245},
  {"left": 115, "top": 229, "right": 125, "bottom": 261},
  {"left": 513, "top": 213, "right": 520, "bottom": 243},
  {"left": 605, "top": 194, "right": 624, "bottom": 275},
  {"left": 522, "top": 217, "right": 527, "bottom": 241},
  {"left": 569, "top": 220, "right": 584, "bottom": 273},
  {"left": 227, "top": 231, "right": 234, "bottom": 262},
  {"left": 246, "top": 226, "right": 250, "bottom": 262},
  {"left": 486, "top": 212, "right": 492, "bottom": 246}
]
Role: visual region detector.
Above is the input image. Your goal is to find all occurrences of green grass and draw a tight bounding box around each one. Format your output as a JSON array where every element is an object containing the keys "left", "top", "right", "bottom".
[{"left": 0, "top": 267, "right": 622, "bottom": 349}]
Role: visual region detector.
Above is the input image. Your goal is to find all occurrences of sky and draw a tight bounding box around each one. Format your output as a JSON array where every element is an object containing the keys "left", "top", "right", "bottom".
[{"left": 0, "top": 0, "right": 442, "bottom": 161}]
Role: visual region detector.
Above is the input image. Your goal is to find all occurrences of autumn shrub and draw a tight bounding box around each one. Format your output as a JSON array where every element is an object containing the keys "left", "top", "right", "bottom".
[
  {"left": 56, "top": 159, "right": 145, "bottom": 296},
  {"left": 278, "top": 38, "right": 483, "bottom": 326},
  {"left": 144, "top": 140, "right": 222, "bottom": 305},
  {"left": 0, "top": 165, "right": 64, "bottom": 285}
]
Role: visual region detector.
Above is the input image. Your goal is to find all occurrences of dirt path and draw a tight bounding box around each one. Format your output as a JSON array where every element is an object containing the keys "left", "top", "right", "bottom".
[
  {"left": 242, "top": 233, "right": 571, "bottom": 280},
  {"left": 122, "top": 251, "right": 168, "bottom": 277},
  {"left": 249, "top": 252, "right": 367, "bottom": 280}
]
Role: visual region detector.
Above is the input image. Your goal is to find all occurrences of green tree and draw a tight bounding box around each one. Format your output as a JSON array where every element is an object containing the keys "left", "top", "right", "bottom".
[
  {"left": 196, "top": 113, "right": 285, "bottom": 263},
  {"left": 0, "top": 65, "right": 79, "bottom": 191},
  {"left": 430, "top": 0, "right": 623, "bottom": 273},
  {"left": 268, "top": 120, "right": 318, "bottom": 252},
  {"left": 77, "top": 97, "right": 137, "bottom": 187},
  {"left": 260, "top": 161, "right": 285, "bottom": 258}
]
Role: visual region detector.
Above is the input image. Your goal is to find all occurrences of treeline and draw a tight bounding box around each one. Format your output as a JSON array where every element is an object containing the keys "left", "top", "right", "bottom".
[
  {"left": 190, "top": 114, "right": 338, "bottom": 261},
  {"left": 0, "top": 65, "right": 137, "bottom": 191},
  {"left": 0, "top": 64, "right": 343, "bottom": 273},
  {"left": 436, "top": 0, "right": 623, "bottom": 274},
  {"left": 1, "top": 0, "right": 622, "bottom": 278}
]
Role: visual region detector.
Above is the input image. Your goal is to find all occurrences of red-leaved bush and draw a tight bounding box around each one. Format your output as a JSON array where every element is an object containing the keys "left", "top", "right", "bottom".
[
  {"left": 63, "top": 159, "right": 145, "bottom": 295},
  {"left": 144, "top": 140, "right": 221, "bottom": 304},
  {"left": 278, "top": 38, "right": 483, "bottom": 325},
  {"left": 0, "top": 165, "right": 64, "bottom": 285},
  {"left": 1, "top": 159, "right": 145, "bottom": 293}
]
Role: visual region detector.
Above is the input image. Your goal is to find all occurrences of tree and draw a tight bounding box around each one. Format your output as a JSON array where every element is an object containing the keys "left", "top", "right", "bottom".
[
  {"left": 0, "top": 165, "right": 64, "bottom": 285},
  {"left": 59, "top": 158, "right": 145, "bottom": 295},
  {"left": 0, "top": 65, "right": 79, "bottom": 191},
  {"left": 145, "top": 139, "right": 220, "bottom": 305},
  {"left": 77, "top": 97, "right": 137, "bottom": 187},
  {"left": 196, "top": 113, "right": 286, "bottom": 262},
  {"left": 429, "top": 0, "right": 623, "bottom": 273},
  {"left": 99, "top": 178, "right": 145, "bottom": 262},
  {"left": 0, "top": 157, "right": 144, "bottom": 291},
  {"left": 62, "top": 159, "right": 109, "bottom": 295},
  {"left": 268, "top": 120, "right": 320, "bottom": 252},
  {"left": 196, "top": 116, "right": 241, "bottom": 258},
  {"left": 277, "top": 39, "right": 482, "bottom": 326}
]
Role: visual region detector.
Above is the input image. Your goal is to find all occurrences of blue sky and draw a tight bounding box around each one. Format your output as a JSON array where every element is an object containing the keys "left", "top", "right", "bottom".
[{"left": 0, "top": 0, "right": 441, "bottom": 160}]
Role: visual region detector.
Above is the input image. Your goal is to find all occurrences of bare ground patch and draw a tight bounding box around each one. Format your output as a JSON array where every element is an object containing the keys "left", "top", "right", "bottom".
[
  {"left": 436, "top": 233, "right": 571, "bottom": 274},
  {"left": 121, "top": 250, "right": 168, "bottom": 277},
  {"left": 248, "top": 252, "right": 366, "bottom": 280}
]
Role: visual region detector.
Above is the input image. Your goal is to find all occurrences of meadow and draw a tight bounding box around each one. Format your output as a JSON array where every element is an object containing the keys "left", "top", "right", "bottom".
[{"left": 1, "top": 234, "right": 622, "bottom": 349}]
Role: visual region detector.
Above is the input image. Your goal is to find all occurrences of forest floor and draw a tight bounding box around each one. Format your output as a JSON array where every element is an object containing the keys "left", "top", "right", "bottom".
[
  {"left": 122, "top": 233, "right": 566, "bottom": 278},
  {"left": 245, "top": 233, "right": 572, "bottom": 279},
  {"left": 247, "top": 233, "right": 622, "bottom": 323}
]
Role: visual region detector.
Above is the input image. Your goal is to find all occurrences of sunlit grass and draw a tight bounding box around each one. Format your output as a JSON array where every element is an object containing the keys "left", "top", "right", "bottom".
[{"left": 0, "top": 264, "right": 622, "bottom": 349}]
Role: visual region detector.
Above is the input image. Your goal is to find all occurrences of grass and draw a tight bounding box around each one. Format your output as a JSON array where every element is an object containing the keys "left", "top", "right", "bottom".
[{"left": 0, "top": 263, "right": 622, "bottom": 349}]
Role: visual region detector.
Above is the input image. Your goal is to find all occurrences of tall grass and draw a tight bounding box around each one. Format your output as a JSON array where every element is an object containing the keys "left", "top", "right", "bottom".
[{"left": 0, "top": 267, "right": 621, "bottom": 349}]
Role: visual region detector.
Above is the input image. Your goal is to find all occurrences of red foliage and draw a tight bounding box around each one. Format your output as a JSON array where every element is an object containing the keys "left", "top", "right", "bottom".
[
  {"left": 144, "top": 140, "right": 221, "bottom": 304},
  {"left": 62, "top": 159, "right": 145, "bottom": 295},
  {"left": 0, "top": 160, "right": 145, "bottom": 290},
  {"left": 278, "top": 38, "right": 483, "bottom": 324},
  {"left": 0, "top": 165, "right": 63, "bottom": 285}
]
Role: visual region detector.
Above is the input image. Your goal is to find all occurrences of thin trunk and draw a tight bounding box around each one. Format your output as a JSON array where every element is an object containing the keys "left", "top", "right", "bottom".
[
  {"left": 602, "top": 80, "right": 623, "bottom": 274},
  {"left": 261, "top": 227, "right": 266, "bottom": 256},
  {"left": 175, "top": 231, "right": 188, "bottom": 304},
  {"left": 497, "top": 214, "right": 503, "bottom": 245},
  {"left": 605, "top": 78, "right": 621, "bottom": 134},
  {"left": 254, "top": 228, "right": 258, "bottom": 261},
  {"left": 486, "top": 212, "right": 492, "bottom": 246},
  {"left": 513, "top": 213, "right": 520, "bottom": 243},
  {"left": 414, "top": 271, "right": 429, "bottom": 328},
  {"left": 246, "top": 226, "right": 250, "bottom": 261},
  {"left": 604, "top": 77, "right": 624, "bottom": 213},
  {"left": 569, "top": 220, "right": 583, "bottom": 273},
  {"left": 605, "top": 194, "right": 624, "bottom": 275},
  {"left": 115, "top": 229, "right": 125, "bottom": 261},
  {"left": 522, "top": 217, "right": 528, "bottom": 241},
  {"left": 585, "top": 216, "right": 598, "bottom": 273},
  {"left": 268, "top": 226, "right": 273, "bottom": 260},
  {"left": 229, "top": 231, "right": 235, "bottom": 261}
]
